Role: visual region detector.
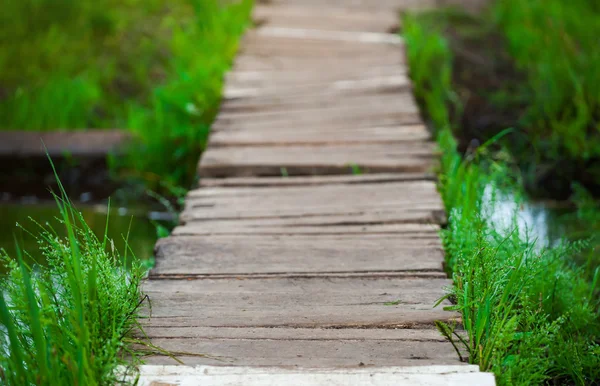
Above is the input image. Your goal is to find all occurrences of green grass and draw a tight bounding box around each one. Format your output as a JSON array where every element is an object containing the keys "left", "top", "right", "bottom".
[
  {"left": 493, "top": 0, "right": 600, "bottom": 161},
  {"left": 404, "top": 12, "right": 600, "bottom": 385},
  {"left": 0, "top": 174, "right": 148, "bottom": 384},
  {"left": 402, "top": 1, "right": 600, "bottom": 196},
  {"left": 0, "top": 0, "right": 254, "bottom": 192},
  {"left": 114, "top": 0, "right": 253, "bottom": 191}
]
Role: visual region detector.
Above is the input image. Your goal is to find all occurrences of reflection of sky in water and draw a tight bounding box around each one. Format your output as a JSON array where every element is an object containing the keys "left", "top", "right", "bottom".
[
  {"left": 482, "top": 184, "right": 564, "bottom": 250},
  {"left": 0, "top": 202, "right": 163, "bottom": 272}
]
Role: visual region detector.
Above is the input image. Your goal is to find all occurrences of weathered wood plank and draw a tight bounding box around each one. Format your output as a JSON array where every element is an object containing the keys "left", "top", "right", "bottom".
[
  {"left": 219, "top": 91, "right": 418, "bottom": 114},
  {"left": 143, "top": 277, "right": 455, "bottom": 328},
  {"left": 141, "top": 338, "right": 461, "bottom": 367},
  {"left": 223, "top": 75, "right": 411, "bottom": 102},
  {"left": 172, "top": 222, "right": 444, "bottom": 237},
  {"left": 0, "top": 130, "right": 128, "bottom": 157},
  {"left": 182, "top": 180, "right": 444, "bottom": 223},
  {"left": 208, "top": 125, "right": 430, "bottom": 146},
  {"left": 198, "top": 173, "right": 435, "bottom": 187},
  {"left": 257, "top": 0, "right": 437, "bottom": 10},
  {"left": 187, "top": 179, "right": 440, "bottom": 199},
  {"left": 232, "top": 54, "right": 404, "bottom": 71},
  {"left": 136, "top": 365, "right": 494, "bottom": 386},
  {"left": 151, "top": 235, "right": 444, "bottom": 277},
  {"left": 238, "top": 39, "right": 402, "bottom": 59},
  {"left": 225, "top": 66, "right": 407, "bottom": 89},
  {"left": 215, "top": 96, "right": 419, "bottom": 122},
  {"left": 142, "top": 326, "right": 448, "bottom": 340},
  {"left": 198, "top": 144, "right": 436, "bottom": 177},
  {"left": 254, "top": 4, "right": 400, "bottom": 33},
  {"left": 244, "top": 28, "right": 402, "bottom": 47},
  {"left": 212, "top": 113, "right": 422, "bottom": 133},
  {"left": 223, "top": 75, "right": 411, "bottom": 101}
]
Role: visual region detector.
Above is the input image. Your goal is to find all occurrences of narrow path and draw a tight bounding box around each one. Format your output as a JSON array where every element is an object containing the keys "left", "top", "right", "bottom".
[{"left": 141, "top": 1, "right": 494, "bottom": 384}]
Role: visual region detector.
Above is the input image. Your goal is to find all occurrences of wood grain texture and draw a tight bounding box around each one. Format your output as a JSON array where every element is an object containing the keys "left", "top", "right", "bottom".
[
  {"left": 256, "top": 0, "right": 437, "bottom": 10},
  {"left": 141, "top": 338, "right": 461, "bottom": 367},
  {"left": 181, "top": 180, "right": 444, "bottom": 224},
  {"left": 198, "top": 173, "right": 436, "bottom": 187},
  {"left": 199, "top": 144, "right": 436, "bottom": 177},
  {"left": 140, "top": 0, "right": 468, "bottom": 372},
  {"left": 253, "top": 4, "right": 400, "bottom": 33},
  {"left": 221, "top": 84, "right": 415, "bottom": 110},
  {"left": 151, "top": 235, "right": 444, "bottom": 276},
  {"left": 172, "top": 221, "right": 444, "bottom": 237},
  {"left": 208, "top": 125, "right": 430, "bottom": 146},
  {"left": 143, "top": 277, "right": 456, "bottom": 328}
]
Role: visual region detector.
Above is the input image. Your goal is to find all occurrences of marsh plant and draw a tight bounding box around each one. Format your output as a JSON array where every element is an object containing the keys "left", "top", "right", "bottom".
[
  {"left": 404, "top": 12, "right": 600, "bottom": 385},
  {"left": 0, "top": 0, "right": 253, "bottom": 193},
  {"left": 0, "top": 176, "right": 147, "bottom": 385}
]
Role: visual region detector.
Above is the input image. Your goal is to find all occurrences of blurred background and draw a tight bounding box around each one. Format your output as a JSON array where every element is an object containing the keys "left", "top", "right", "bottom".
[
  {"left": 0, "top": 0, "right": 599, "bottom": 384},
  {"left": 0, "top": 0, "right": 598, "bottom": 278},
  {"left": 0, "top": 0, "right": 253, "bottom": 267}
]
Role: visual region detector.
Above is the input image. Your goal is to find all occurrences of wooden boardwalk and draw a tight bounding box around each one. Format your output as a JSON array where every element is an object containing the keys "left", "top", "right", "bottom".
[{"left": 141, "top": 1, "right": 494, "bottom": 383}]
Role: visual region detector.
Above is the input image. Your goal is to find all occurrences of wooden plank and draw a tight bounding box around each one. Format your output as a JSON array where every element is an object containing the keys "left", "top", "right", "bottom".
[
  {"left": 208, "top": 125, "right": 430, "bottom": 146},
  {"left": 0, "top": 130, "right": 128, "bottom": 157},
  {"left": 232, "top": 54, "right": 404, "bottom": 71},
  {"left": 254, "top": 4, "right": 400, "bottom": 33},
  {"left": 219, "top": 91, "right": 417, "bottom": 114},
  {"left": 143, "top": 277, "right": 456, "bottom": 328},
  {"left": 248, "top": 27, "right": 402, "bottom": 45},
  {"left": 136, "top": 365, "right": 494, "bottom": 386},
  {"left": 172, "top": 222, "right": 444, "bottom": 237},
  {"left": 215, "top": 95, "right": 419, "bottom": 120},
  {"left": 185, "top": 180, "right": 441, "bottom": 209},
  {"left": 223, "top": 75, "right": 410, "bottom": 100},
  {"left": 225, "top": 66, "right": 407, "bottom": 88},
  {"left": 239, "top": 37, "right": 402, "bottom": 58},
  {"left": 182, "top": 202, "right": 443, "bottom": 223},
  {"left": 179, "top": 213, "right": 445, "bottom": 231},
  {"left": 257, "top": 0, "right": 437, "bottom": 10},
  {"left": 212, "top": 113, "right": 422, "bottom": 132},
  {"left": 141, "top": 338, "right": 461, "bottom": 367},
  {"left": 142, "top": 326, "right": 449, "bottom": 340},
  {"left": 151, "top": 235, "right": 444, "bottom": 276},
  {"left": 187, "top": 179, "right": 440, "bottom": 199},
  {"left": 198, "top": 144, "right": 436, "bottom": 177},
  {"left": 198, "top": 173, "right": 435, "bottom": 187}
]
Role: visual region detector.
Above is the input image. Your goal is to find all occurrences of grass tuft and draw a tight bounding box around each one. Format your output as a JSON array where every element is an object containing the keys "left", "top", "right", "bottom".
[
  {"left": 404, "top": 12, "right": 600, "bottom": 385},
  {"left": 0, "top": 161, "right": 147, "bottom": 385}
]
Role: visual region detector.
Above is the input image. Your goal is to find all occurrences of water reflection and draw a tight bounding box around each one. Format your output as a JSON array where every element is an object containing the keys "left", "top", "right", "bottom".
[
  {"left": 0, "top": 202, "right": 160, "bottom": 272},
  {"left": 483, "top": 184, "right": 598, "bottom": 270}
]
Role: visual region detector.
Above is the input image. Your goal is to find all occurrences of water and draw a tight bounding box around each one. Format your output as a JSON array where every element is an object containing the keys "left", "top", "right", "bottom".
[
  {"left": 483, "top": 184, "right": 599, "bottom": 273},
  {"left": 0, "top": 201, "right": 163, "bottom": 273}
]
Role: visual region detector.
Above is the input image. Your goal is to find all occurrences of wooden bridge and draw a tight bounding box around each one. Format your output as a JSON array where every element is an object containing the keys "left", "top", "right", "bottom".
[{"left": 140, "top": 0, "right": 495, "bottom": 384}]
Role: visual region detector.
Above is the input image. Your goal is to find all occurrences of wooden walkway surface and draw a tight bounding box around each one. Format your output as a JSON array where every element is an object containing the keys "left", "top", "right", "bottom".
[{"left": 141, "top": 1, "right": 493, "bottom": 383}]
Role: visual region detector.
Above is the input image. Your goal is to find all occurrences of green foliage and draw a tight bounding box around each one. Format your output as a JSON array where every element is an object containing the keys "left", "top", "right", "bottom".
[
  {"left": 403, "top": 14, "right": 460, "bottom": 134},
  {"left": 114, "top": 0, "right": 254, "bottom": 191},
  {"left": 0, "top": 0, "right": 170, "bottom": 130},
  {"left": 493, "top": 0, "right": 600, "bottom": 160},
  {"left": 404, "top": 12, "right": 600, "bottom": 385},
  {"left": 0, "top": 0, "right": 253, "bottom": 192},
  {"left": 0, "top": 176, "right": 147, "bottom": 384}
]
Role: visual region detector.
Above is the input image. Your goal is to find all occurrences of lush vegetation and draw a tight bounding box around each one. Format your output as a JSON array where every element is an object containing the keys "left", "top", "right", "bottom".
[
  {"left": 0, "top": 180, "right": 148, "bottom": 385},
  {"left": 494, "top": 0, "right": 600, "bottom": 164},
  {"left": 404, "top": 9, "right": 600, "bottom": 385},
  {"left": 405, "top": 1, "right": 600, "bottom": 199},
  {"left": 0, "top": 0, "right": 253, "bottom": 192},
  {"left": 0, "top": 1, "right": 254, "bottom": 382}
]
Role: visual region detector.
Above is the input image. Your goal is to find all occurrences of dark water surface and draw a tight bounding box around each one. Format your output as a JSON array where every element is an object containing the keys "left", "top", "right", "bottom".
[
  {"left": 484, "top": 186, "right": 599, "bottom": 275},
  {"left": 0, "top": 201, "right": 160, "bottom": 273}
]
